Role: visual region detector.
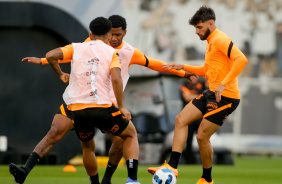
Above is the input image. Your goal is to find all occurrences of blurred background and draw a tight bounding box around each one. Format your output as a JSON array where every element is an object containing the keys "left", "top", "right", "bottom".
[{"left": 1, "top": 0, "right": 282, "bottom": 166}]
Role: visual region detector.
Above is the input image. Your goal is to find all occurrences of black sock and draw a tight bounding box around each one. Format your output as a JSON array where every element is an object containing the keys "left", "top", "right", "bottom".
[
  {"left": 201, "top": 167, "right": 212, "bottom": 182},
  {"left": 168, "top": 151, "right": 181, "bottom": 169},
  {"left": 101, "top": 162, "right": 117, "bottom": 183},
  {"left": 89, "top": 173, "right": 100, "bottom": 184},
  {"left": 23, "top": 152, "right": 41, "bottom": 174},
  {"left": 126, "top": 159, "right": 138, "bottom": 180}
]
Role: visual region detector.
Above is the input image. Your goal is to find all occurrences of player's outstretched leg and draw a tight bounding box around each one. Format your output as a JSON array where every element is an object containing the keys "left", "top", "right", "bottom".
[
  {"left": 9, "top": 163, "right": 27, "bottom": 184},
  {"left": 9, "top": 114, "right": 73, "bottom": 183}
]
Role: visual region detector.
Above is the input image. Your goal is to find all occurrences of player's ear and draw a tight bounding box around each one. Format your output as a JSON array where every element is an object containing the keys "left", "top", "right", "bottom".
[
  {"left": 209, "top": 20, "right": 214, "bottom": 27},
  {"left": 123, "top": 30, "right": 127, "bottom": 37}
]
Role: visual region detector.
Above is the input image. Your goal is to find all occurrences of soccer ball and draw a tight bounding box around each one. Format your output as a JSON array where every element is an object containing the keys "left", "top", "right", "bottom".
[{"left": 152, "top": 168, "right": 177, "bottom": 184}]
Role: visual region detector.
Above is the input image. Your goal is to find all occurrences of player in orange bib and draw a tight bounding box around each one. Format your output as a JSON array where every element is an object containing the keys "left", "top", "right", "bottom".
[
  {"left": 9, "top": 15, "right": 194, "bottom": 184},
  {"left": 148, "top": 6, "right": 248, "bottom": 184}
]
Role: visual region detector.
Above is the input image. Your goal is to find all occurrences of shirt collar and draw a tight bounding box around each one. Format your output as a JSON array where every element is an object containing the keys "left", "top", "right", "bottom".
[{"left": 207, "top": 28, "right": 219, "bottom": 42}]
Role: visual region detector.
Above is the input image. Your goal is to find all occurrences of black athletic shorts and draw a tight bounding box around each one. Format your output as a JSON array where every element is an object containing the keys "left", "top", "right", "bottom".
[
  {"left": 72, "top": 105, "right": 129, "bottom": 142},
  {"left": 56, "top": 103, "right": 73, "bottom": 120},
  {"left": 191, "top": 90, "right": 240, "bottom": 126}
]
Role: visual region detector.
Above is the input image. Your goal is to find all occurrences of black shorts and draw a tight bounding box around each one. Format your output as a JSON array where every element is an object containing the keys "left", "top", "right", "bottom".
[
  {"left": 56, "top": 103, "right": 73, "bottom": 120},
  {"left": 71, "top": 105, "right": 129, "bottom": 142},
  {"left": 191, "top": 90, "right": 240, "bottom": 126}
]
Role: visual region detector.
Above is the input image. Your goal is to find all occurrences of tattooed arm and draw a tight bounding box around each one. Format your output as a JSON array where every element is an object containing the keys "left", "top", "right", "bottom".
[{"left": 46, "top": 48, "right": 70, "bottom": 84}]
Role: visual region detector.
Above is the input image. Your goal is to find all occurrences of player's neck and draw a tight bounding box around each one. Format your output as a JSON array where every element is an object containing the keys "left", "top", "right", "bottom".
[{"left": 91, "top": 35, "right": 109, "bottom": 44}]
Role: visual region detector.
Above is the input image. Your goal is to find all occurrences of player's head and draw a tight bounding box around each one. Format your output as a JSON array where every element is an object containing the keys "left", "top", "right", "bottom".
[
  {"left": 89, "top": 17, "right": 112, "bottom": 43},
  {"left": 108, "top": 15, "right": 127, "bottom": 48},
  {"left": 189, "top": 6, "right": 216, "bottom": 40}
]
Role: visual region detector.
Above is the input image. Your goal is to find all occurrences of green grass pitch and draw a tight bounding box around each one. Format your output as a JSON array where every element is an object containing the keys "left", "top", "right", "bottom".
[{"left": 1, "top": 156, "right": 282, "bottom": 184}]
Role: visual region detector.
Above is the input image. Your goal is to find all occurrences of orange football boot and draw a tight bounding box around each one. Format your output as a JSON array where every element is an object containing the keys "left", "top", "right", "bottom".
[
  {"left": 147, "top": 161, "right": 178, "bottom": 178},
  {"left": 196, "top": 178, "right": 214, "bottom": 184}
]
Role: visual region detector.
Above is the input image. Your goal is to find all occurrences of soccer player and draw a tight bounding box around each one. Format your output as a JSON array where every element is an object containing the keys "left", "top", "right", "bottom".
[
  {"left": 147, "top": 6, "right": 248, "bottom": 184},
  {"left": 48, "top": 16, "right": 140, "bottom": 184},
  {"left": 9, "top": 15, "right": 193, "bottom": 184}
]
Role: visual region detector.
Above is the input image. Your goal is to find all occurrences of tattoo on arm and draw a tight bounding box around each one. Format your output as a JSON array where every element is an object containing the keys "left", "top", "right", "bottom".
[
  {"left": 49, "top": 52, "right": 63, "bottom": 63},
  {"left": 46, "top": 49, "right": 64, "bottom": 77},
  {"left": 54, "top": 52, "right": 63, "bottom": 60}
]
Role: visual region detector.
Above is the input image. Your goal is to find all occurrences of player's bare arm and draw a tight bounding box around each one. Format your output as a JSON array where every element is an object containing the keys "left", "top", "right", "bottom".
[
  {"left": 22, "top": 57, "right": 42, "bottom": 64},
  {"left": 111, "top": 67, "right": 131, "bottom": 121},
  {"left": 46, "top": 48, "right": 69, "bottom": 84},
  {"left": 214, "top": 84, "right": 226, "bottom": 102},
  {"left": 162, "top": 63, "right": 197, "bottom": 81}
]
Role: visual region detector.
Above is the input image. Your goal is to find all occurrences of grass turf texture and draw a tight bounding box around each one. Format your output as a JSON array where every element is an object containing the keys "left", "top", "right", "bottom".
[{"left": 1, "top": 156, "right": 282, "bottom": 184}]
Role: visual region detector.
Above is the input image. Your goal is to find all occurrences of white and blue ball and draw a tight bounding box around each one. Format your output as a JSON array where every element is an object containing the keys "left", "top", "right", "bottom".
[{"left": 152, "top": 168, "right": 177, "bottom": 184}]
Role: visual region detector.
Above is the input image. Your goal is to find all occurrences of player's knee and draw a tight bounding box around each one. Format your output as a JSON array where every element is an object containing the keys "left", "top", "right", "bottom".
[
  {"left": 196, "top": 133, "right": 208, "bottom": 144},
  {"left": 121, "top": 122, "right": 137, "bottom": 139},
  {"left": 175, "top": 114, "right": 185, "bottom": 128},
  {"left": 196, "top": 133, "right": 202, "bottom": 143}
]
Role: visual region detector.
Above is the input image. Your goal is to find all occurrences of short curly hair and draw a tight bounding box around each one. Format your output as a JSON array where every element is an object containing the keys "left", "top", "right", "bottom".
[
  {"left": 108, "top": 15, "right": 127, "bottom": 30},
  {"left": 89, "top": 17, "right": 112, "bottom": 36},
  {"left": 189, "top": 6, "right": 216, "bottom": 26}
]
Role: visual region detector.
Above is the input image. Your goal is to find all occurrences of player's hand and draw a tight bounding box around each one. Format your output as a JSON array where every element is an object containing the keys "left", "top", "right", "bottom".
[
  {"left": 119, "top": 106, "right": 132, "bottom": 122},
  {"left": 22, "top": 57, "right": 42, "bottom": 64},
  {"left": 162, "top": 63, "right": 184, "bottom": 70},
  {"left": 184, "top": 71, "right": 197, "bottom": 82},
  {"left": 59, "top": 73, "right": 70, "bottom": 84},
  {"left": 215, "top": 84, "right": 226, "bottom": 102}
]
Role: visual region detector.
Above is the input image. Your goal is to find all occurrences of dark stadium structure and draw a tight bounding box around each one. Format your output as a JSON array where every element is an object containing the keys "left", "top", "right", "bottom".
[{"left": 0, "top": 2, "right": 88, "bottom": 164}]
